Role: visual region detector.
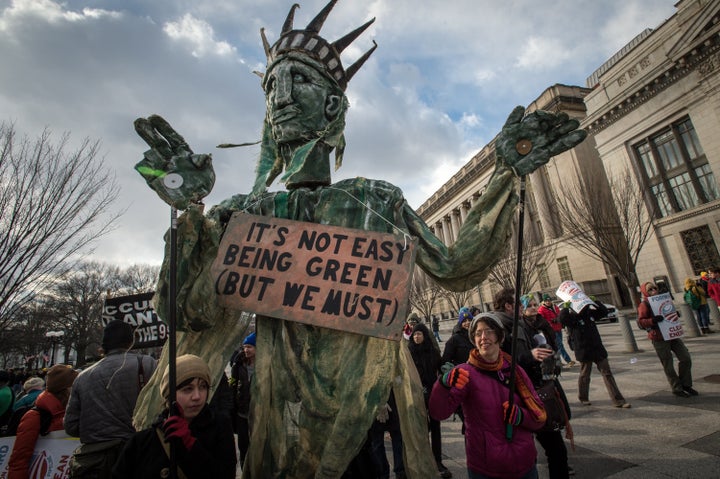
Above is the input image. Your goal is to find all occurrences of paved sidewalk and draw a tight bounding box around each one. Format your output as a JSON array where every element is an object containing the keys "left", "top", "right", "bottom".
[{"left": 433, "top": 318, "right": 720, "bottom": 478}]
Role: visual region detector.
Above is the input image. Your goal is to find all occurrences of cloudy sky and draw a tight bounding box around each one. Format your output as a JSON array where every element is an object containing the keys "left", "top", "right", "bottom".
[{"left": 0, "top": 0, "right": 677, "bottom": 267}]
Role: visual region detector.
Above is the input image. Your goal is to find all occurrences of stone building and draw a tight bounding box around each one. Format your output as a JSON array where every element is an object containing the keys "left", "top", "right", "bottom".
[{"left": 415, "top": 0, "right": 720, "bottom": 319}]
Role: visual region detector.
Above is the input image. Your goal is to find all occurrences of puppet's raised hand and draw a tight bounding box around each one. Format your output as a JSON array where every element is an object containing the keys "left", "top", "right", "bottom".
[
  {"left": 495, "top": 106, "right": 587, "bottom": 177},
  {"left": 134, "top": 115, "right": 215, "bottom": 210}
]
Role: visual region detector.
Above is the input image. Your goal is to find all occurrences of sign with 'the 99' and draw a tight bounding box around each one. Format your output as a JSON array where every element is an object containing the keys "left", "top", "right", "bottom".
[
  {"left": 210, "top": 213, "right": 416, "bottom": 341},
  {"left": 102, "top": 292, "right": 167, "bottom": 348}
]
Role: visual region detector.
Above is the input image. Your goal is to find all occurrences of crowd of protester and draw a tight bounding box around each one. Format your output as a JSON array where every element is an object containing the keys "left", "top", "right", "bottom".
[{"left": 1, "top": 271, "right": 716, "bottom": 478}]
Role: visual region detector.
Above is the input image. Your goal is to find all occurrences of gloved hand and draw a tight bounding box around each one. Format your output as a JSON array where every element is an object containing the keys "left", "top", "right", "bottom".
[
  {"left": 440, "top": 367, "right": 469, "bottom": 389},
  {"left": 376, "top": 403, "right": 391, "bottom": 423},
  {"left": 653, "top": 315, "right": 665, "bottom": 324},
  {"left": 503, "top": 401, "right": 523, "bottom": 426},
  {"left": 162, "top": 405, "right": 196, "bottom": 451},
  {"left": 440, "top": 362, "right": 455, "bottom": 376}
]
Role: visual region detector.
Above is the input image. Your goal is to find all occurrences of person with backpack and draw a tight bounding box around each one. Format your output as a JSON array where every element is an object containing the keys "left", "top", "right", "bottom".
[
  {"left": 3, "top": 378, "right": 46, "bottom": 438},
  {"left": 12, "top": 378, "right": 44, "bottom": 413},
  {"left": 638, "top": 282, "right": 697, "bottom": 397},
  {"left": 8, "top": 364, "right": 78, "bottom": 479},
  {"left": 684, "top": 277, "right": 712, "bottom": 334},
  {"left": 65, "top": 320, "right": 157, "bottom": 479}
]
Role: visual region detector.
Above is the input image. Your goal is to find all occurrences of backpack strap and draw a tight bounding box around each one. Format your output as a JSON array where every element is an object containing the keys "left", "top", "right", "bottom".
[{"left": 33, "top": 406, "right": 53, "bottom": 436}]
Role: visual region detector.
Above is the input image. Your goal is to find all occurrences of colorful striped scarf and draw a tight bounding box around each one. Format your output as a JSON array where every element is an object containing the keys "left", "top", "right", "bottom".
[{"left": 468, "top": 349, "right": 547, "bottom": 424}]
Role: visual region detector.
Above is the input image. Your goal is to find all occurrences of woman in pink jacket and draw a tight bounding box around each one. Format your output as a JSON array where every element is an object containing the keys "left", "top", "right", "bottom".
[{"left": 430, "top": 312, "right": 546, "bottom": 479}]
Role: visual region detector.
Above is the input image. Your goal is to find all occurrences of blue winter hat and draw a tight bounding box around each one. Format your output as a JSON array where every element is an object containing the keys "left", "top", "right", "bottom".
[
  {"left": 458, "top": 307, "right": 473, "bottom": 324},
  {"left": 242, "top": 332, "right": 256, "bottom": 347}
]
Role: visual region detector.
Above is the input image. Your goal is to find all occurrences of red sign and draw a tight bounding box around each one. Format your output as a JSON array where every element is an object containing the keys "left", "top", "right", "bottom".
[{"left": 210, "top": 213, "right": 416, "bottom": 340}]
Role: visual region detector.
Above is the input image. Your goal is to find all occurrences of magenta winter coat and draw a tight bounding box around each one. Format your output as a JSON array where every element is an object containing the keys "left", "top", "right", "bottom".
[{"left": 429, "top": 358, "right": 543, "bottom": 478}]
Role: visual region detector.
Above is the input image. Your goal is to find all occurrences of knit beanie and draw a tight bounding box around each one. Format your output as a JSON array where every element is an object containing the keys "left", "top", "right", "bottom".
[
  {"left": 458, "top": 307, "right": 472, "bottom": 324},
  {"left": 160, "top": 354, "right": 212, "bottom": 399},
  {"left": 102, "top": 320, "right": 134, "bottom": 351},
  {"left": 46, "top": 364, "right": 78, "bottom": 394},
  {"left": 468, "top": 312, "right": 505, "bottom": 343},
  {"left": 519, "top": 293, "right": 535, "bottom": 309},
  {"left": 542, "top": 293, "right": 552, "bottom": 301},
  {"left": 242, "top": 332, "right": 256, "bottom": 347},
  {"left": 23, "top": 377, "right": 45, "bottom": 392}
]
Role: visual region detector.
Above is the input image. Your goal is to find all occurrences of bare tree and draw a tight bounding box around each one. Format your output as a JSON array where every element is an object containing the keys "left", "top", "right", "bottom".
[
  {"left": 488, "top": 236, "right": 556, "bottom": 294},
  {"left": 408, "top": 269, "right": 442, "bottom": 322},
  {"left": 555, "top": 169, "right": 656, "bottom": 307},
  {"left": 0, "top": 123, "right": 121, "bottom": 331},
  {"left": 45, "top": 262, "right": 121, "bottom": 367},
  {"left": 116, "top": 264, "right": 160, "bottom": 295},
  {"left": 438, "top": 288, "right": 474, "bottom": 315}
]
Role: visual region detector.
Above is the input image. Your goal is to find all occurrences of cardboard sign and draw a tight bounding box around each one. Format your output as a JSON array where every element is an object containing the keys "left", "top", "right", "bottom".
[
  {"left": 102, "top": 292, "right": 167, "bottom": 348},
  {"left": 210, "top": 213, "right": 417, "bottom": 340},
  {"left": 648, "top": 292, "right": 684, "bottom": 340},
  {"left": 0, "top": 434, "right": 79, "bottom": 478},
  {"left": 556, "top": 280, "right": 595, "bottom": 313}
]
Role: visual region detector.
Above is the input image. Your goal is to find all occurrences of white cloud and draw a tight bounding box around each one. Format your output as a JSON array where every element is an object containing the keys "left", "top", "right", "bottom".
[
  {"left": 163, "top": 13, "right": 237, "bottom": 58},
  {"left": 0, "top": 0, "right": 680, "bottom": 265},
  {"left": 0, "top": 0, "right": 121, "bottom": 32},
  {"left": 515, "top": 36, "right": 570, "bottom": 70}
]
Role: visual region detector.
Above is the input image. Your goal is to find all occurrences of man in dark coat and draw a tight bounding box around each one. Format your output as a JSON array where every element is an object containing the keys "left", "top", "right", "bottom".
[{"left": 559, "top": 302, "right": 630, "bottom": 408}]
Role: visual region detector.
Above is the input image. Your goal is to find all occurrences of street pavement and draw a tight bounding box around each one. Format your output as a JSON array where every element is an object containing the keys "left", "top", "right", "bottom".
[{"left": 430, "top": 314, "right": 720, "bottom": 478}]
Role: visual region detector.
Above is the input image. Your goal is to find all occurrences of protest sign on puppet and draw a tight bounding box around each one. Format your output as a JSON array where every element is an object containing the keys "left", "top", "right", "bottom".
[
  {"left": 102, "top": 292, "right": 167, "bottom": 348},
  {"left": 648, "top": 292, "right": 684, "bottom": 340},
  {"left": 210, "top": 213, "right": 416, "bottom": 340}
]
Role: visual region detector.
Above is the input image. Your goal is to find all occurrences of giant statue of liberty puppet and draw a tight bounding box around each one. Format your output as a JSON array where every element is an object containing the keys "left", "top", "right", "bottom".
[{"left": 132, "top": 1, "right": 586, "bottom": 477}]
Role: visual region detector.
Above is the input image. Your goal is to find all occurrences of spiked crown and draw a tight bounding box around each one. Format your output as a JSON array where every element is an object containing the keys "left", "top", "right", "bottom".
[{"left": 261, "top": 0, "right": 377, "bottom": 91}]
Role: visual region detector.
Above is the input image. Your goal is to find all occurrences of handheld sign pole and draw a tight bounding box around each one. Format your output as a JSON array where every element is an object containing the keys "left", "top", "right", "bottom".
[
  {"left": 168, "top": 206, "right": 178, "bottom": 479},
  {"left": 506, "top": 176, "right": 526, "bottom": 441}
]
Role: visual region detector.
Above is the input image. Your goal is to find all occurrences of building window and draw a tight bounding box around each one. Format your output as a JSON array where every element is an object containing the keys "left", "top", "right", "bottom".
[
  {"left": 557, "top": 256, "right": 573, "bottom": 281},
  {"left": 633, "top": 117, "right": 718, "bottom": 217},
  {"left": 680, "top": 225, "right": 720, "bottom": 274},
  {"left": 538, "top": 263, "right": 551, "bottom": 289}
]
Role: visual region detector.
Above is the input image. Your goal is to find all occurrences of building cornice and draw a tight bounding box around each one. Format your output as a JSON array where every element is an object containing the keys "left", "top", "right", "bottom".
[{"left": 586, "top": 32, "right": 720, "bottom": 135}]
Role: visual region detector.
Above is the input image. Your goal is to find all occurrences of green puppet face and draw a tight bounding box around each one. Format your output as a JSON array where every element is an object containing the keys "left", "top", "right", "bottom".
[
  {"left": 264, "top": 58, "right": 343, "bottom": 145},
  {"left": 256, "top": 54, "right": 348, "bottom": 190}
]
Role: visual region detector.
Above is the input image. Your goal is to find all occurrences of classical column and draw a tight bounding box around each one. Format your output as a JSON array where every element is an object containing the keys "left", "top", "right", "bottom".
[
  {"left": 527, "top": 168, "right": 560, "bottom": 239},
  {"left": 459, "top": 201, "right": 470, "bottom": 223},
  {"left": 449, "top": 209, "right": 461, "bottom": 241}
]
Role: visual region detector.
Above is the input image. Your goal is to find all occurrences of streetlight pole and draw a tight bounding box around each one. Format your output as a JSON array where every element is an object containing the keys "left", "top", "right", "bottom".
[{"left": 45, "top": 331, "right": 65, "bottom": 366}]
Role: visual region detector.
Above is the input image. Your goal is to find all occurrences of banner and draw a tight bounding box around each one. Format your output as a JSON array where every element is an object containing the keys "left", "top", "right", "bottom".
[
  {"left": 102, "top": 292, "right": 167, "bottom": 348},
  {"left": 556, "top": 280, "right": 595, "bottom": 314},
  {"left": 0, "top": 434, "right": 79, "bottom": 479},
  {"left": 210, "top": 213, "right": 417, "bottom": 341},
  {"left": 648, "top": 292, "right": 684, "bottom": 340}
]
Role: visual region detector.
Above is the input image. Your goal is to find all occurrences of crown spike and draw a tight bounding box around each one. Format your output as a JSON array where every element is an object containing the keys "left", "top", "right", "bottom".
[
  {"left": 260, "top": 28, "right": 271, "bottom": 58},
  {"left": 306, "top": 0, "right": 338, "bottom": 34},
  {"left": 332, "top": 17, "right": 375, "bottom": 54},
  {"left": 345, "top": 40, "right": 377, "bottom": 83},
  {"left": 281, "top": 4, "right": 300, "bottom": 34}
]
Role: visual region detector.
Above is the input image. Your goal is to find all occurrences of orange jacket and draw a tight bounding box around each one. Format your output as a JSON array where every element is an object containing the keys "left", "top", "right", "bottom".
[{"left": 7, "top": 391, "right": 66, "bottom": 479}]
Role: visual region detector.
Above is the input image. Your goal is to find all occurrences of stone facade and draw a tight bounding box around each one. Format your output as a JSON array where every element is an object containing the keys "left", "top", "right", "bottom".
[{"left": 415, "top": 0, "right": 720, "bottom": 319}]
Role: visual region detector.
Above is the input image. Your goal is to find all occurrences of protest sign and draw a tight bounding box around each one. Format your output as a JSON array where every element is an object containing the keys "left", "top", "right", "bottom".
[
  {"left": 556, "top": 280, "right": 595, "bottom": 313},
  {"left": 648, "top": 292, "right": 684, "bottom": 340},
  {"left": 0, "top": 434, "right": 78, "bottom": 479},
  {"left": 102, "top": 292, "right": 167, "bottom": 348},
  {"left": 210, "top": 213, "right": 417, "bottom": 340}
]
